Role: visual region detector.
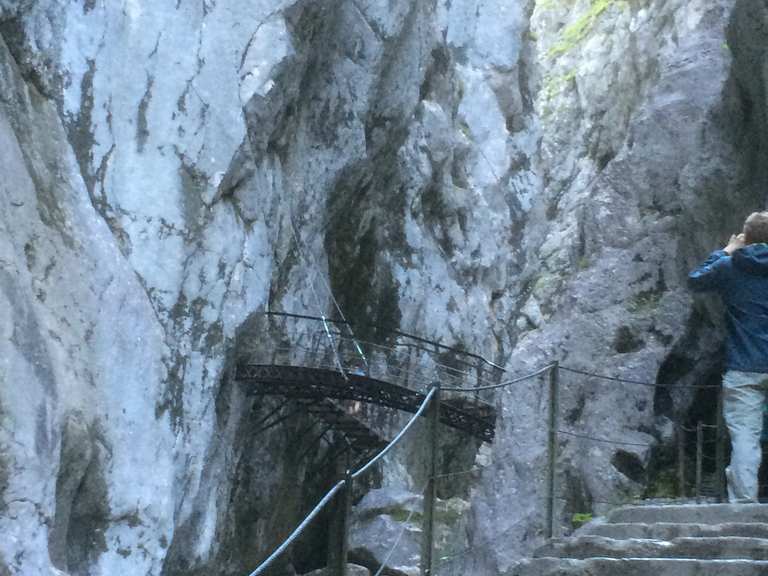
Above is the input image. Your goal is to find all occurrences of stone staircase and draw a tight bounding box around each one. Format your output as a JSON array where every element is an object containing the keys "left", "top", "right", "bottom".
[{"left": 508, "top": 504, "right": 768, "bottom": 575}]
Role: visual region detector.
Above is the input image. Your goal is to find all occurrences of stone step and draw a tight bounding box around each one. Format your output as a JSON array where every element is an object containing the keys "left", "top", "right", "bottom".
[
  {"left": 535, "top": 535, "right": 768, "bottom": 560},
  {"left": 607, "top": 503, "right": 768, "bottom": 525},
  {"left": 581, "top": 521, "right": 768, "bottom": 540},
  {"left": 507, "top": 558, "right": 768, "bottom": 576}
]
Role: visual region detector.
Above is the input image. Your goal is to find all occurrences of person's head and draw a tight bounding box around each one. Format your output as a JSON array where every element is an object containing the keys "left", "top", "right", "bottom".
[{"left": 744, "top": 211, "right": 768, "bottom": 244}]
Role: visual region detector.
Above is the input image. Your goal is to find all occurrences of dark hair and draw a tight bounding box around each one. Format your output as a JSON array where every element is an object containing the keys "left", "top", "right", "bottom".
[{"left": 745, "top": 211, "right": 768, "bottom": 244}]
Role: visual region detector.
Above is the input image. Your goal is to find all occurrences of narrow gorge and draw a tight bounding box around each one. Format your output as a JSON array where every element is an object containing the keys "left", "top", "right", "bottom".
[{"left": 1, "top": 0, "right": 767, "bottom": 575}]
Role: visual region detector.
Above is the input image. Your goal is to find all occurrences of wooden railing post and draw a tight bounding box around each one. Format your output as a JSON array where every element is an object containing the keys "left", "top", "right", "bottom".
[
  {"left": 715, "top": 389, "right": 726, "bottom": 502},
  {"left": 545, "top": 362, "right": 559, "bottom": 539},
  {"left": 421, "top": 383, "right": 441, "bottom": 576}
]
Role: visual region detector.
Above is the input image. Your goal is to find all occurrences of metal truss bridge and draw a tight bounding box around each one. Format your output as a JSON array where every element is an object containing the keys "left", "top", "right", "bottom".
[{"left": 235, "top": 311, "right": 500, "bottom": 458}]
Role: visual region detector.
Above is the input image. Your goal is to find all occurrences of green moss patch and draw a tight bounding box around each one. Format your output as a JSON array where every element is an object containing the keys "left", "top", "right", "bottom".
[
  {"left": 547, "top": 0, "right": 627, "bottom": 59},
  {"left": 571, "top": 512, "right": 593, "bottom": 528}
]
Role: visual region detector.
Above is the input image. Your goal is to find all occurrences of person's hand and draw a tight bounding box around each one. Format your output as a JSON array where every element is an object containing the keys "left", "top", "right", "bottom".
[{"left": 724, "top": 233, "right": 746, "bottom": 255}]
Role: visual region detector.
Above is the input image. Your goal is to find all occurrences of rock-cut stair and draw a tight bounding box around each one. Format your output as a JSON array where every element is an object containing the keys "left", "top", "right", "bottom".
[{"left": 509, "top": 504, "right": 768, "bottom": 575}]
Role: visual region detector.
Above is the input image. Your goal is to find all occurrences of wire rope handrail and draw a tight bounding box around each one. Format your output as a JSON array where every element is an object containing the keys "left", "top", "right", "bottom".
[
  {"left": 247, "top": 314, "right": 727, "bottom": 395},
  {"left": 442, "top": 363, "right": 555, "bottom": 391},
  {"left": 558, "top": 365, "right": 721, "bottom": 390},
  {"left": 285, "top": 200, "right": 370, "bottom": 372},
  {"left": 261, "top": 310, "right": 506, "bottom": 371},
  {"left": 247, "top": 479, "right": 346, "bottom": 576},
  {"left": 285, "top": 205, "right": 353, "bottom": 383},
  {"left": 557, "top": 429, "right": 655, "bottom": 448},
  {"left": 352, "top": 387, "right": 436, "bottom": 480},
  {"left": 439, "top": 363, "right": 722, "bottom": 393},
  {"left": 241, "top": 314, "right": 506, "bottom": 399}
]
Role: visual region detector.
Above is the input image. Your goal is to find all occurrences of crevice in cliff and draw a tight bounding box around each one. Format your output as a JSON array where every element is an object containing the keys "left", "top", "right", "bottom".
[
  {"left": 0, "top": 15, "right": 59, "bottom": 100},
  {"left": 160, "top": 361, "right": 343, "bottom": 576},
  {"left": 652, "top": 307, "right": 720, "bottom": 419},
  {"left": 324, "top": 162, "right": 405, "bottom": 343},
  {"left": 727, "top": 0, "right": 768, "bottom": 207},
  {"left": 136, "top": 72, "right": 155, "bottom": 153},
  {"left": 48, "top": 412, "right": 112, "bottom": 576}
]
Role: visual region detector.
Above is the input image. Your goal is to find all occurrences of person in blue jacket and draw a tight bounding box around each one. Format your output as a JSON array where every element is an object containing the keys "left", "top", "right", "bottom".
[{"left": 689, "top": 211, "right": 768, "bottom": 502}]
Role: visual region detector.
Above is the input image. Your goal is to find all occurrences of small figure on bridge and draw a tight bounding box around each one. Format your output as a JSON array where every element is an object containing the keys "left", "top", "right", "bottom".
[{"left": 689, "top": 211, "right": 768, "bottom": 503}]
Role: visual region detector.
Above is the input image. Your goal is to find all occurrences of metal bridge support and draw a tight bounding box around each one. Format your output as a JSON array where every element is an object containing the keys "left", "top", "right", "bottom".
[
  {"left": 421, "top": 383, "right": 441, "bottom": 576},
  {"left": 545, "top": 362, "right": 559, "bottom": 539},
  {"left": 329, "top": 464, "right": 352, "bottom": 576}
]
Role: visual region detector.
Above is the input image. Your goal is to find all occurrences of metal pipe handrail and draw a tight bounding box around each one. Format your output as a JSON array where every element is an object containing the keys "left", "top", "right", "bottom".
[
  {"left": 442, "top": 363, "right": 556, "bottom": 392},
  {"left": 264, "top": 326, "right": 483, "bottom": 374},
  {"left": 351, "top": 387, "right": 437, "bottom": 480},
  {"left": 243, "top": 337, "right": 503, "bottom": 388},
  {"left": 247, "top": 479, "right": 346, "bottom": 576},
  {"left": 262, "top": 311, "right": 505, "bottom": 371}
]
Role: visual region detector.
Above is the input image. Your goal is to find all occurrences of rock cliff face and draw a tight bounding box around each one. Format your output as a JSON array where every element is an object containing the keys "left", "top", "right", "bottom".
[{"left": 0, "top": 0, "right": 766, "bottom": 575}]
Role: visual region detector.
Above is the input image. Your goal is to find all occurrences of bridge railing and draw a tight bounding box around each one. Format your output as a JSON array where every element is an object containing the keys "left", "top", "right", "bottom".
[{"left": 236, "top": 311, "right": 503, "bottom": 406}]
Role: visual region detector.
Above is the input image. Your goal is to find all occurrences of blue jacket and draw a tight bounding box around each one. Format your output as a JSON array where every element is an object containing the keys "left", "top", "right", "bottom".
[{"left": 689, "top": 244, "right": 768, "bottom": 373}]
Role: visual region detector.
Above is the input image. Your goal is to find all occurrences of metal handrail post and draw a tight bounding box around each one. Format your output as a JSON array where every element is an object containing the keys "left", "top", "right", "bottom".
[
  {"left": 475, "top": 362, "right": 484, "bottom": 402},
  {"left": 421, "top": 382, "right": 441, "bottom": 576},
  {"left": 696, "top": 421, "right": 704, "bottom": 501},
  {"left": 340, "top": 470, "right": 352, "bottom": 576},
  {"left": 329, "top": 469, "right": 352, "bottom": 576},
  {"left": 545, "top": 362, "right": 559, "bottom": 539},
  {"left": 715, "top": 389, "right": 725, "bottom": 502},
  {"left": 677, "top": 424, "right": 686, "bottom": 497}
]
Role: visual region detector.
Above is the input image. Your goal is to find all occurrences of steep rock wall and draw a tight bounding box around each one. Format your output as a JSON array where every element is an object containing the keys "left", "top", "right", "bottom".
[{"left": 0, "top": 0, "right": 766, "bottom": 575}]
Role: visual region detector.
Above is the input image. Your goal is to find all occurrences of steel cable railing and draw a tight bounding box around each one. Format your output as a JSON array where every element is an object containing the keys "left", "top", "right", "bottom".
[
  {"left": 558, "top": 365, "right": 721, "bottom": 390},
  {"left": 443, "top": 361, "right": 728, "bottom": 539},
  {"left": 441, "top": 363, "right": 555, "bottom": 392},
  {"left": 352, "top": 388, "right": 436, "bottom": 480},
  {"left": 556, "top": 429, "right": 655, "bottom": 448},
  {"left": 247, "top": 480, "right": 346, "bottom": 576}
]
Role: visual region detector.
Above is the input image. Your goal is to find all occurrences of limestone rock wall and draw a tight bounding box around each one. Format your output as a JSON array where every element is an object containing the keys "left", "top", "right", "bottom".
[{"left": 0, "top": 0, "right": 766, "bottom": 575}]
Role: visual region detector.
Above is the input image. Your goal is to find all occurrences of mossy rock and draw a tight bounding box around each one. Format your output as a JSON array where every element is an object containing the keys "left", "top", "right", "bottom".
[{"left": 547, "top": 0, "right": 629, "bottom": 59}]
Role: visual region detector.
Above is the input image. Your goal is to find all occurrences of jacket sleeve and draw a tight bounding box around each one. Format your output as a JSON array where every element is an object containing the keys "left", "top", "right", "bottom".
[{"left": 688, "top": 250, "right": 729, "bottom": 293}]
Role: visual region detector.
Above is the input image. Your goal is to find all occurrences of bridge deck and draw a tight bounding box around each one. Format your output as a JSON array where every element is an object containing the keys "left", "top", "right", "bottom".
[{"left": 236, "top": 364, "right": 495, "bottom": 442}]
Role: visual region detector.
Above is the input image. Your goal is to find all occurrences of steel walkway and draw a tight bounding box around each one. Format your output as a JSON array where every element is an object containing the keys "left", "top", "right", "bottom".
[{"left": 235, "top": 312, "right": 499, "bottom": 449}]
